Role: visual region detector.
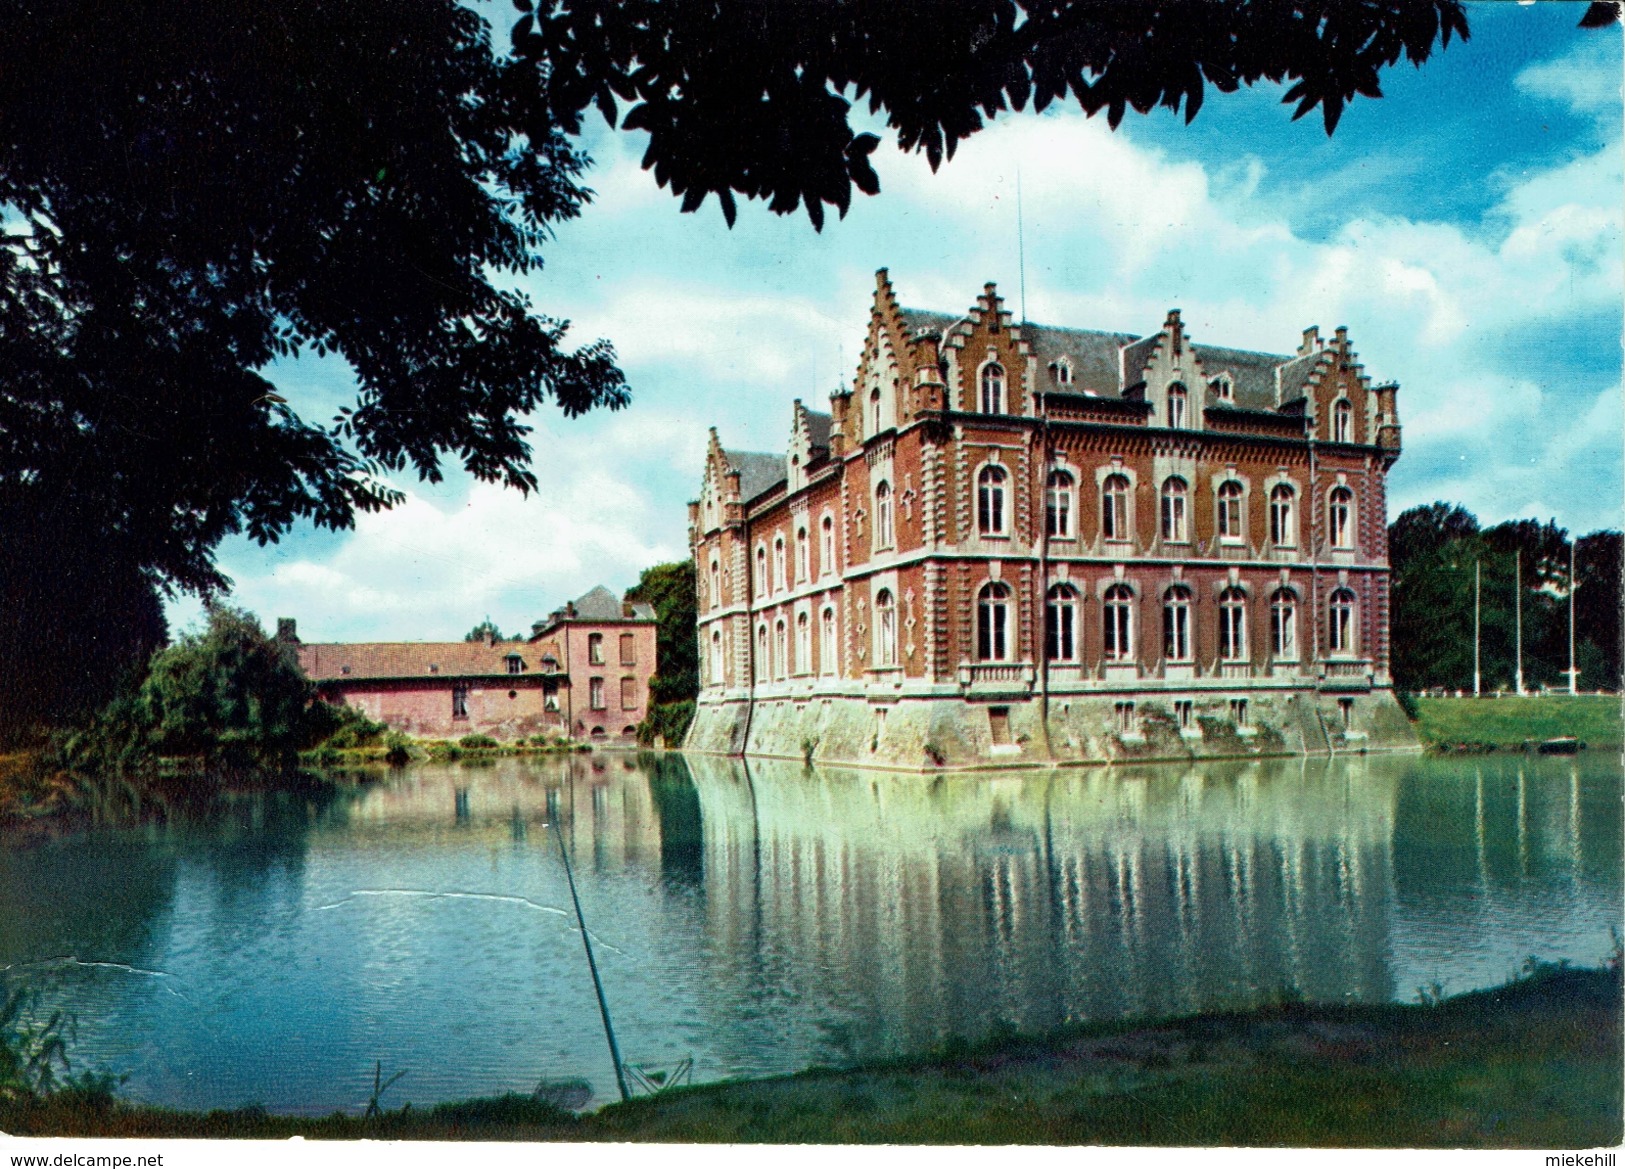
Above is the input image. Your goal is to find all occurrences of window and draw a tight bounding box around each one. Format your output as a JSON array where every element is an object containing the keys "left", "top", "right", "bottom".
[
  {"left": 1102, "top": 474, "right": 1130, "bottom": 541},
  {"left": 1329, "top": 487, "right": 1354, "bottom": 549},
  {"left": 1115, "top": 701, "right": 1136, "bottom": 734},
  {"left": 1209, "top": 374, "right": 1232, "bottom": 402},
  {"left": 452, "top": 684, "right": 469, "bottom": 719},
  {"left": 756, "top": 625, "right": 768, "bottom": 682},
  {"left": 874, "top": 589, "right": 897, "bottom": 667},
  {"left": 589, "top": 677, "right": 605, "bottom": 710},
  {"left": 1230, "top": 698, "right": 1249, "bottom": 727},
  {"left": 773, "top": 536, "right": 787, "bottom": 592},
  {"left": 977, "top": 581, "right": 1012, "bottom": 661},
  {"left": 588, "top": 633, "right": 604, "bottom": 664},
  {"left": 1161, "top": 477, "right": 1188, "bottom": 543},
  {"left": 870, "top": 387, "right": 883, "bottom": 433},
  {"left": 1167, "top": 382, "right": 1187, "bottom": 428},
  {"left": 1269, "top": 485, "right": 1296, "bottom": 547},
  {"left": 620, "top": 633, "right": 635, "bottom": 666},
  {"left": 1052, "top": 358, "right": 1073, "bottom": 385},
  {"left": 1333, "top": 399, "right": 1352, "bottom": 443},
  {"left": 1046, "top": 583, "right": 1079, "bottom": 661},
  {"left": 1103, "top": 584, "right": 1135, "bottom": 662},
  {"left": 820, "top": 607, "right": 837, "bottom": 676},
  {"left": 755, "top": 546, "right": 767, "bottom": 595},
  {"left": 820, "top": 515, "right": 836, "bottom": 576},
  {"left": 977, "top": 465, "right": 1008, "bottom": 536},
  {"left": 980, "top": 363, "right": 1006, "bottom": 413},
  {"left": 874, "top": 480, "right": 894, "bottom": 549},
  {"left": 1339, "top": 696, "right": 1355, "bottom": 728},
  {"left": 506, "top": 656, "right": 523, "bottom": 675},
  {"left": 1046, "top": 470, "right": 1074, "bottom": 538},
  {"left": 1218, "top": 587, "right": 1248, "bottom": 661},
  {"left": 710, "top": 628, "right": 724, "bottom": 684},
  {"left": 796, "top": 526, "right": 810, "bottom": 581},
  {"left": 1329, "top": 588, "right": 1356, "bottom": 654},
  {"left": 796, "top": 612, "right": 811, "bottom": 675},
  {"left": 1163, "top": 585, "right": 1193, "bottom": 662},
  {"left": 1217, "top": 480, "right": 1243, "bottom": 542},
  {"left": 621, "top": 677, "right": 638, "bottom": 710},
  {"left": 774, "top": 619, "right": 788, "bottom": 680},
  {"left": 709, "top": 557, "right": 722, "bottom": 608},
  {"left": 1175, "top": 699, "right": 1193, "bottom": 730},
  {"left": 1271, "top": 589, "right": 1297, "bottom": 659}
]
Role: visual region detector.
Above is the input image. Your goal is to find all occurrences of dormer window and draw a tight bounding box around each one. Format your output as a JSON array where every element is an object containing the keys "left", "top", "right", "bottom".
[
  {"left": 506, "top": 655, "right": 523, "bottom": 675},
  {"left": 1209, "top": 374, "right": 1233, "bottom": 402},
  {"left": 1050, "top": 358, "right": 1073, "bottom": 386}
]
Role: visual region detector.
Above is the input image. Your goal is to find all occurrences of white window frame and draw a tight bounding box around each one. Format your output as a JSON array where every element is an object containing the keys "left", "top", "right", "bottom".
[{"left": 1163, "top": 585, "right": 1193, "bottom": 662}]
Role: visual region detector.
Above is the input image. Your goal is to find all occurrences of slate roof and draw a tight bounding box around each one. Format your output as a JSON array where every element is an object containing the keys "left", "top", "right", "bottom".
[
  {"left": 724, "top": 448, "right": 787, "bottom": 504},
  {"left": 804, "top": 410, "right": 832, "bottom": 453},
  {"left": 897, "top": 308, "right": 963, "bottom": 342},
  {"left": 1191, "top": 343, "right": 1295, "bottom": 411},
  {"left": 298, "top": 639, "right": 539, "bottom": 682},
  {"left": 1029, "top": 325, "right": 1141, "bottom": 396}
]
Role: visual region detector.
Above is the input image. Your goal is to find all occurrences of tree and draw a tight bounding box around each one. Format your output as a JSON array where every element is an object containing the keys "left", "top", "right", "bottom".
[
  {"left": 1, "top": 1, "right": 1477, "bottom": 731},
  {"left": 625, "top": 562, "right": 698, "bottom": 743},
  {"left": 465, "top": 619, "right": 507, "bottom": 643}
]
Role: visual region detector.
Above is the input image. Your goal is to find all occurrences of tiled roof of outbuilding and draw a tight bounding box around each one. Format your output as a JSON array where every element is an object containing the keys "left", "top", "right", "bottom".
[{"left": 298, "top": 639, "right": 540, "bottom": 682}]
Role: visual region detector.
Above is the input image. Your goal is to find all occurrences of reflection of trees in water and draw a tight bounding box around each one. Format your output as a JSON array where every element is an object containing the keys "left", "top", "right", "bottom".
[{"left": 681, "top": 754, "right": 1403, "bottom": 1066}]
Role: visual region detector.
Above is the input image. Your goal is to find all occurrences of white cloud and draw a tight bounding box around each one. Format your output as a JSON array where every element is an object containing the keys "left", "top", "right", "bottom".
[{"left": 1515, "top": 32, "right": 1624, "bottom": 116}]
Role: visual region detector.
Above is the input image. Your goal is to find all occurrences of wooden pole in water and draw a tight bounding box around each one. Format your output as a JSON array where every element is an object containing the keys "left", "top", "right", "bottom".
[
  {"left": 1474, "top": 559, "right": 1481, "bottom": 698},
  {"left": 550, "top": 817, "right": 631, "bottom": 1102},
  {"left": 1514, "top": 548, "right": 1525, "bottom": 697},
  {"left": 1569, "top": 538, "right": 1579, "bottom": 695}
]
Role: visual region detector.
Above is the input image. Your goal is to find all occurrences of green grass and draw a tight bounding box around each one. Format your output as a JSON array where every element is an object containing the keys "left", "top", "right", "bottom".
[
  {"left": 5, "top": 965, "right": 1618, "bottom": 1146},
  {"left": 1412, "top": 695, "right": 1622, "bottom": 749}
]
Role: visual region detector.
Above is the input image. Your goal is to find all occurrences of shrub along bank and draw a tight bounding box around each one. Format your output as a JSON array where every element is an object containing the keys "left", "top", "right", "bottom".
[{"left": 3, "top": 963, "right": 1618, "bottom": 1146}]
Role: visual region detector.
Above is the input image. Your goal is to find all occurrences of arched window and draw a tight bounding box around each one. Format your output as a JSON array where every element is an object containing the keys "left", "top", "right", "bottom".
[
  {"left": 773, "top": 618, "right": 788, "bottom": 679},
  {"left": 1161, "top": 477, "right": 1188, "bottom": 543},
  {"left": 755, "top": 624, "right": 768, "bottom": 682},
  {"left": 1269, "top": 485, "right": 1297, "bottom": 547},
  {"left": 773, "top": 536, "right": 787, "bottom": 592},
  {"left": 1270, "top": 588, "right": 1297, "bottom": 659},
  {"left": 1046, "top": 583, "right": 1079, "bottom": 661},
  {"left": 754, "top": 546, "right": 767, "bottom": 596},
  {"left": 1167, "top": 382, "right": 1187, "bottom": 428},
  {"left": 977, "top": 465, "right": 1008, "bottom": 535},
  {"left": 874, "top": 480, "right": 894, "bottom": 549},
  {"left": 977, "top": 581, "right": 1012, "bottom": 661},
  {"left": 1328, "top": 487, "right": 1354, "bottom": 549},
  {"left": 709, "top": 556, "right": 721, "bottom": 609},
  {"left": 1329, "top": 588, "right": 1356, "bottom": 654},
  {"left": 820, "top": 606, "right": 837, "bottom": 675},
  {"left": 820, "top": 514, "right": 835, "bottom": 576},
  {"left": 1052, "top": 358, "right": 1073, "bottom": 386},
  {"left": 980, "top": 363, "right": 1006, "bottom": 414},
  {"left": 1163, "top": 585, "right": 1192, "bottom": 662},
  {"left": 1333, "top": 399, "right": 1352, "bottom": 443},
  {"left": 1218, "top": 587, "right": 1248, "bottom": 661},
  {"left": 1046, "top": 470, "right": 1074, "bottom": 538},
  {"left": 874, "top": 589, "right": 897, "bottom": 667},
  {"left": 1103, "top": 584, "right": 1135, "bottom": 662},
  {"left": 795, "top": 526, "right": 809, "bottom": 581},
  {"left": 795, "top": 612, "right": 811, "bottom": 675},
  {"left": 710, "top": 628, "right": 724, "bottom": 685},
  {"left": 1102, "top": 474, "right": 1130, "bottom": 541},
  {"left": 1217, "top": 480, "right": 1244, "bottom": 542},
  {"left": 870, "top": 387, "right": 883, "bottom": 434}
]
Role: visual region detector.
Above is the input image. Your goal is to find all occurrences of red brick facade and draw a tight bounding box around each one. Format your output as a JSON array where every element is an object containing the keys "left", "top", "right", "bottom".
[{"left": 687, "top": 271, "right": 1407, "bottom": 765}]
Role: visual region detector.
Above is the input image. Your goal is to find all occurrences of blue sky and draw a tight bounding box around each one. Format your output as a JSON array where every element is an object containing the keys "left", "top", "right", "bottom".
[{"left": 174, "top": 2, "right": 1623, "bottom": 643}]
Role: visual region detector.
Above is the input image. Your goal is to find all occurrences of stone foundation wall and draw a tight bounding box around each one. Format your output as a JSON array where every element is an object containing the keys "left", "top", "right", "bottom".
[{"left": 685, "top": 687, "right": 1418, "bottom": 769}]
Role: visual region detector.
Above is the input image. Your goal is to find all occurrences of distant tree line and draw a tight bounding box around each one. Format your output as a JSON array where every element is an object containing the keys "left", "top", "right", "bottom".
[{"left": 1389, "top": 503, "right": 1621, "bottom": 694}]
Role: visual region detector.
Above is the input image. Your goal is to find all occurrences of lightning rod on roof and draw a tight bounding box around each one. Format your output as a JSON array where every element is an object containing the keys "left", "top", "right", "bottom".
[{"left": 1016, "top": 162, "right": 1027, "bottom": 327}]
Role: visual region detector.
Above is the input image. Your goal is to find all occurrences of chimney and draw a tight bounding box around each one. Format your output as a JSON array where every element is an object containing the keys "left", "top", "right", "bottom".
[
  {"left": 1299, "top": 326, "right": 1320, "bottom": 356},
  {"left": 276, "top": 618, "right": 298, "bottom": 643}
]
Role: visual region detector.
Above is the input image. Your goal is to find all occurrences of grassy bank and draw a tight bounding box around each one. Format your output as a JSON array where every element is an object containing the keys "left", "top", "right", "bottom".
[
  {"left": 1412, "top": 695, "right": 1622, "bottom": 751},
  {"left": 5, "top": 964, "right": 1618, "bottom": 1146}
]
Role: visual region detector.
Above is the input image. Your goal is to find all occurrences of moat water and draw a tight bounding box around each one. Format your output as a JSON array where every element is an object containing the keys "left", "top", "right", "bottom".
[{"left": 0, "top": 751, "right": 1618, "bottom": 1115}]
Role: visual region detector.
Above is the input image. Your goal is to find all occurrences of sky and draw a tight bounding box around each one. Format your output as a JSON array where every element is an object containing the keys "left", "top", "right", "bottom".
[{"left": 170, "top": 1, "right": 1624, "bottom": 644}]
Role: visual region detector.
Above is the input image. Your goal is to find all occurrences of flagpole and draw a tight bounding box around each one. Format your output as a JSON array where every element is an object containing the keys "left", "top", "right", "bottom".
[
  {"left": 1473, "top": 559, "right": 1481, "bottom": 698},
  {"left": 1514, "top": 548, "right": 1524, "bottom": 698},
  {"left": 1568, "top": 538, "right": 1578, "bottom": 695}
]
